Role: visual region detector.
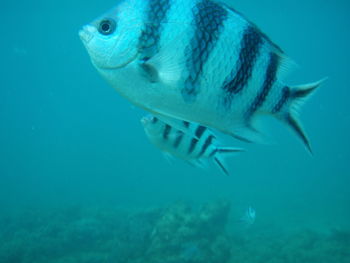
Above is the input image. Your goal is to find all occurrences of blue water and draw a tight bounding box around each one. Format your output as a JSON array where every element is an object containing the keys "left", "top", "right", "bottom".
[{"left": 1, "top": 0, "right": 349, "bottom": 262}]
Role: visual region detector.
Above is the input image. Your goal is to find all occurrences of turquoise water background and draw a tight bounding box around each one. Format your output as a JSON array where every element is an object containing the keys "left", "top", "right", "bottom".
[{"left": 1, "top": 0, "right": 349, "bottom": 262}]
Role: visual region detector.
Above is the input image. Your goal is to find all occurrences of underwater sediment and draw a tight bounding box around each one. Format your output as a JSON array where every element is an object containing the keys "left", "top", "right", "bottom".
[{"left": 0, "top": 200, "right": 349, "bottom": 263}]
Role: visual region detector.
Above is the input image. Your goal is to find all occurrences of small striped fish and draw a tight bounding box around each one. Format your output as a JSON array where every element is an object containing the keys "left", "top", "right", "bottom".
[
  {"left": 80, "top": 0, "right": 324, "bottom": 153},
  {"left": 141, "top": 115, "right": 243, "bottom": 175}
]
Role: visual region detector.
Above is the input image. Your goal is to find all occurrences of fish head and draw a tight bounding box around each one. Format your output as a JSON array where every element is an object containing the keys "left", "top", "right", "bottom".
[
  {"left": 141, "top": 115, "right": 159, "bottom": 127},
  {"left": 141, "top": 115, "right": 163, "bottom": 137},
  {"left": 79, "top": 0, "right": 142, "bottom": 71}
]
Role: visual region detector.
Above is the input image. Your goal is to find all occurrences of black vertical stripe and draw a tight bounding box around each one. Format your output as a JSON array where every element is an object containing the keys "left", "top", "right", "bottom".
[
  {"left": 173, "top": 131, "right": 184, "bottom": 148},
  {"left": 195, "top": 125, "right": 206, "bottom": 139},
  {"left": 183, "top": 121, "right": 190, "bottom": 128},
  {"left": 182, "top": 0, "right": 228, "bottom": 102},
  {"left": 224, "top": 5, "right": 284, "bottom": 54},
  {"left": 152, "top": 116, "right": 159, "bottom": 123},
  {"left": 272, "top": 86, "right": 290, "bottom": 113},
  {"left": 246, "top": 52, "right": 280, "bottom": 120},
  {"left": 138, "top": 0, "right": 171, "bottom": 59},
  {"left": 222, "top": 26, "right": 263, "bottom": 108},
  {"left": 188, "top": 138, "right": 199, "bottom": 154},
  {"left": 198, "top": 135, "right": 214, "bottom": 157},
  {"left": 163, "top": 124, "right": 172, "bottom": 140}
]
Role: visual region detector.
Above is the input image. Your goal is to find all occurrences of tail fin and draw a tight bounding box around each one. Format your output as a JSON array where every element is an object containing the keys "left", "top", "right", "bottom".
[
  {"left": 277, "top": 79, "right": 325, "bottom": 154},
  {"left": 213, "top": 147, "right": 244, "bottom": 176}
]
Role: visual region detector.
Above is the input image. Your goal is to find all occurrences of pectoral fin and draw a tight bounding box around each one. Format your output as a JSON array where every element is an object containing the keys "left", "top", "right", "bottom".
[
  {"left": 138, "top": 61, "right": 160, "bottom": 83},
  {"left": 138, "top": 24, "right": 190, "bottom": 86}
]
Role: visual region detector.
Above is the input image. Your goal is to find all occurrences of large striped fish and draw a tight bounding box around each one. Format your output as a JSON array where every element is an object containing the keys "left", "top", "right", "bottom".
[
  {"left": 79, "top": 0, "right": 323, "bottom": 153},
  {"left": 141, "top": 114, "right": 243, "bottom": 175}
]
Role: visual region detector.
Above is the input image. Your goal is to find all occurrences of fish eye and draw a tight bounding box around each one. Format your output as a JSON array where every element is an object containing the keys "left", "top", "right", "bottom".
[{"left": 98, "top": 19, "right": 116, "bottom": 35}]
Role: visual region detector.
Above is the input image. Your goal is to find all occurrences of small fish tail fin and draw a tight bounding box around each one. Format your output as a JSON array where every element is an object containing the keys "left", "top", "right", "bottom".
[
  {"left": 213, "top": 147, "right": 244, "bottom": 176},
  {"left": 277, "top": 78, "right": 325, "bottom": 154}
]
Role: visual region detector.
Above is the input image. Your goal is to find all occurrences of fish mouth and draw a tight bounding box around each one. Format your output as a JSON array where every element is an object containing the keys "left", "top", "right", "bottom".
[
  {"left": 141, "top": 115, "right": 156, "bottom": 125},
  {"left": 140, "top": 117, "right": 148, "bottom": 125},
  {"left": 141, "top": 115, "right": 151, "bottom": 125},
  {"left": 79, "top": 25, "right": 94, "bottom": 44}
]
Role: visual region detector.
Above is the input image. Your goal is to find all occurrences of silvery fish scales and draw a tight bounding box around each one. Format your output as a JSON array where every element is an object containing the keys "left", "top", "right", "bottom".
[{"left": 79, "top": 0, "right": 323, "bottom": 152}]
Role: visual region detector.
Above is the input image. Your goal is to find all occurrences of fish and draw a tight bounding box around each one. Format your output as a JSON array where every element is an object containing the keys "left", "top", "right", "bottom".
[
  {"left": 240, "top": 206, "right": 256, "bottom": 226},
  {"left": 141, "top": 114, "right": 243, "bottom": 175},
  {"left": 79, "top": 0, "right": 324, "bottom": 153}
]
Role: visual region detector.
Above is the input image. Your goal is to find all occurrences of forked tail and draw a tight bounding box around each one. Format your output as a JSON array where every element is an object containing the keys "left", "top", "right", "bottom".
[
  {"left": 213, "top": 147, "right": 244, "bottom": 176},
  {"left": 274, "top": 79, "right": 326, "bottom": 154}
]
